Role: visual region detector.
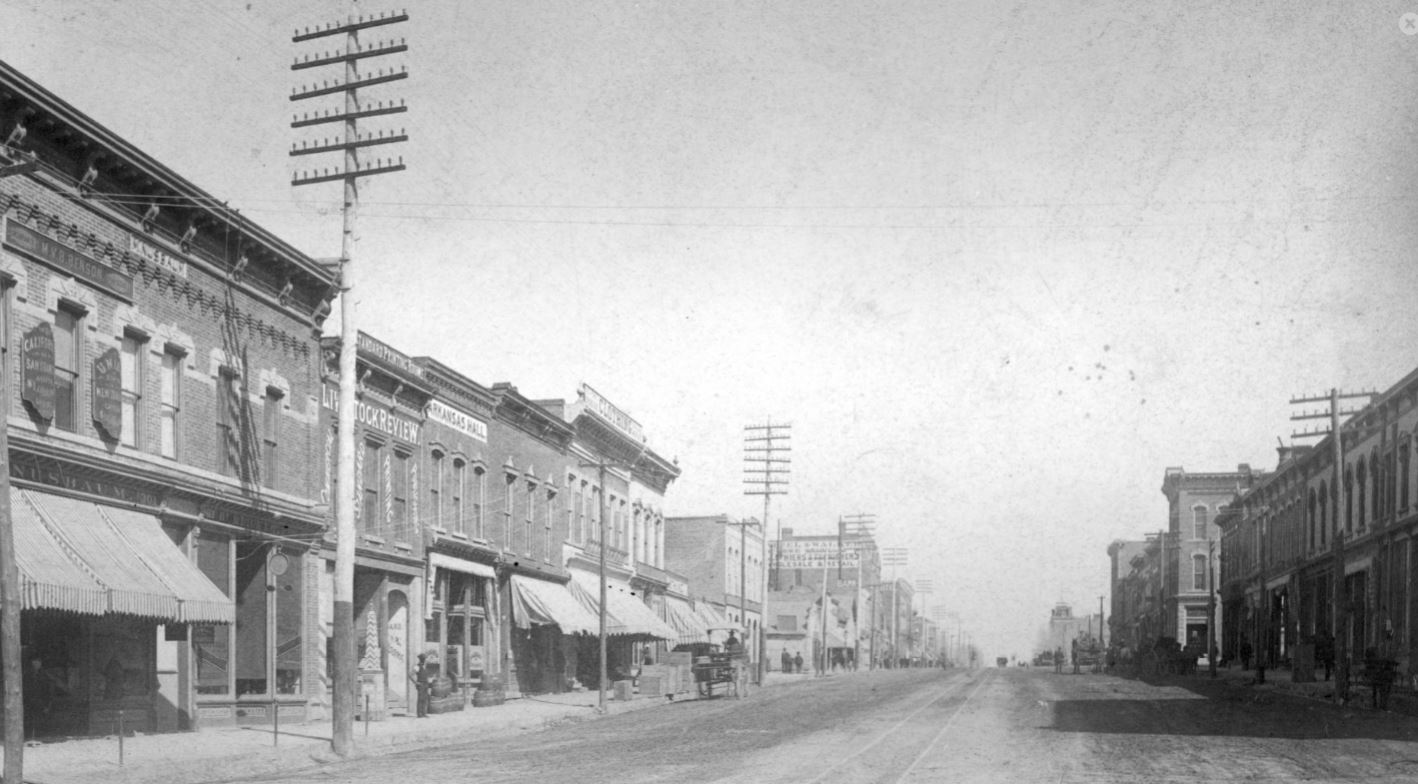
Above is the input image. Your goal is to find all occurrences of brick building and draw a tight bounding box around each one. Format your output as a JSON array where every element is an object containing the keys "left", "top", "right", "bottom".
[
  {"left": 0, "top": 62, "right": 336, "bottom": 735},
  {"left": 1160, "top": 464, "right": 1264, "bottom": 657},
  {"left": 665, "top": 514, "right": 765, "bottom": 670},
  {"left": 318, "top": 332, "right": 432, "bottom": 717}
]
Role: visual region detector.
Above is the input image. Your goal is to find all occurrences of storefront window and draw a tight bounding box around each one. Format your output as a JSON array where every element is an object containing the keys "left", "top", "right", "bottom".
[
  {"left": 195, "top": 532, "right": 232, "bottom": 695},
  {"left": 233, "top": 542, "right": 304, "bottom": 698},
  {"left": 235, "top": 541, "right": 269, "bottom": 695}
]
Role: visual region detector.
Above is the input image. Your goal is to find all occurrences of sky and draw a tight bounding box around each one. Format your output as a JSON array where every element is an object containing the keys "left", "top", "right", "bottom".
[{"left": 6, "top": 0, "right": 1418, "bottom": 661}]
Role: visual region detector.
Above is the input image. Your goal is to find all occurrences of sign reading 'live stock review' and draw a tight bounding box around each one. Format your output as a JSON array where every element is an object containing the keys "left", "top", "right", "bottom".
[
  {"left": 22, "top": 322, "right": 55, "bottom": 422},
  {"left": 91, "top": 347, "right": 123, "bottom": 441}
]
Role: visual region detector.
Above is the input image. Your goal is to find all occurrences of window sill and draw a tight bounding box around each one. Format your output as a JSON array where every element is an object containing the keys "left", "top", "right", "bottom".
[
  {"left": 394, "top": 542, "right": 413, "bottom": 552},
  {"left": 363, "top": 535, "right": 387, "bottom": 545},
  {"left": 449, "top": 531, "right": 469, "bottom": 540},
  {"left": 432, "top": 527, "right": 448, "bottom": 535}
]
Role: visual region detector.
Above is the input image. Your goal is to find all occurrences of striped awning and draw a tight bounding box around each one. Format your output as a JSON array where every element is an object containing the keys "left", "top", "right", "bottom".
[
  {"left": 509, "top": 575, "right": 599, "bottom": 635},
  {"left": 12, "top": 489, "right": 233, "bottom": 623},
  {"left": 663, "top": 596, "right": 711, "bottom": 644},
  {"left": 568, "top": 571, "right": 676, "bottom": 640},
  {"left": 693, "top": 599, "right": 740, "bottom": 634}
]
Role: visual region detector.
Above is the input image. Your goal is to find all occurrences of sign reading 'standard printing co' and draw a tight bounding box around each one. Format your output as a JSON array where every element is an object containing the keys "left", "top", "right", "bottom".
[
  {"left": 91, "top": 347, "right": 123, "bottom": 441},
  {"left": 424, "top": 399, "right": 487, "bottom": 442}
]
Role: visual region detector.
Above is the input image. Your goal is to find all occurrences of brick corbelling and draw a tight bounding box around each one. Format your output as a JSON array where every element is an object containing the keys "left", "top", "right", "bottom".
[{"left": 0, "top": 180, "right": 324, "bottom": 503}]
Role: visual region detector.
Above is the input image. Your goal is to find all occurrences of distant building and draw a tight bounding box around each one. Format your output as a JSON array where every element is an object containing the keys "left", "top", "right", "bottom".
[
  {"left": 664, "top": 514, "right": 764, "bottom": 668},
  {"left": 1041, "top": 602, "right": 1103, "bottom": 654},
  {"left": 1160, "top": 464, "right": 1265, "bottom": 654}
]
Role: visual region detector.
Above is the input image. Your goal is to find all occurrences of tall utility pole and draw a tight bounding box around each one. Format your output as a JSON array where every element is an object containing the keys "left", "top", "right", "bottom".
[
  {"left": 881, "top": 547, "right": 908, "bottom": 666},
  {"left": 1291, "top": 387, "right": 1373, "bottom": 703},
  {"left": 1206, "top": 540, "right": 1217, "bottom": 678},
  {"left": 0, "top": 140, "right": 37, "bottom": 784},
  {"left": 840, "top": 514, "right": 875, "bottom": 670},
  {"left": 914, "top": 580, "right": 933, "bottom": 664},
  {"left": 581, "top": 446, "right": 646, "bottom": 714},
  {"left": 290, "top": 4, "right": 408, "bottom": 756},
  {"left": 744, "top": 420, "right": 790, "bottom": 685}
]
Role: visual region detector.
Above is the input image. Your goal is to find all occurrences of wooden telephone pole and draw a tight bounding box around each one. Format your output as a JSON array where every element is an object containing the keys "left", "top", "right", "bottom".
[
  {"left": 290, "top": 3, "right": 409, "bottom": 756},
  {"left": 0, "top": 135, "right": 37, "bottom": 784},
  {"left": 744, "top": 420, "right": 790, "bottom": 684},
  {"left": 1291, "top": 387, "right": 1375, "bottom": 704}
]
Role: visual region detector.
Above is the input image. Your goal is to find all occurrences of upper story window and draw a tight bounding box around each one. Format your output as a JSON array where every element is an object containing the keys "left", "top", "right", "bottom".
[
  {"left": 503, "top": 473, "right": 516, "bottom": 547},
  {"left": 1192, "top": 554, "right": 1206, "bottom": 591},
  {"left": 1191, "top": 505, "right": 1208, "bottom": 540},
  {"left": 261, "top": 387, "right": 282, "bottom": 489},
  {"left": 451, "top": 458, "right": 467, "bottom": 535},
  {"left": 1402, "top": 441, "right": 1412, "bottom": 512},
  {"left": 1356, "top": 459, "right": 1367, "bottom": 530},
  {"left": 159, "top": 347, "right": 183, "bottom": 458},
  {"left": 544, "top": 486, "right": 556, "bottom": 563},
  {"left": 52, "top": 304, "right": 83, "bottom": 433},
  {"left": 430, "top": 450, "right": 445, "bottom": 531},
  {"left": 362, "top": 439, "right": 381, "bottom": 535},
  {"left": 524, "top": 480, "right": 536, "bottom": 556},
  {"left": 391, "top": 450, "right": 409, "bottom": 534},
  {"left": 216, "top": 368, "right": 242, "bottom": 478},
  {"left": 119, "top": 332, "right": 146, "bottom": 448}
]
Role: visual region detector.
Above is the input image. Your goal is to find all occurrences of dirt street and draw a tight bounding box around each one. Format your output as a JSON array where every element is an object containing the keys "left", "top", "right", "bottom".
[{"left": 227, "top": 668, "right": 1418, "bottom": 783}]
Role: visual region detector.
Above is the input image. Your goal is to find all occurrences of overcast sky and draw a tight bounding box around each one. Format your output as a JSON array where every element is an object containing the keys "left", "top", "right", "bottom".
[{"left": 7, "top": 1, "right": 1418, "bottom": 660}]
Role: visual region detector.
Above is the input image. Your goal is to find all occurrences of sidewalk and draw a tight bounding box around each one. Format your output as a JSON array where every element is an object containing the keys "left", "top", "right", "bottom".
[
  {"left": 18, "top": 672, "right": 814, "bottom": 784},
  {"left": 1132, "top": 662, "right": 1418, "bottom": 717}
]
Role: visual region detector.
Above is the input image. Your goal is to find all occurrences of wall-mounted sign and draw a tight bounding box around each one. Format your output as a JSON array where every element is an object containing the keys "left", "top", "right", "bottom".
[
  {"left": 772, "top": 539, "right": 862, "bottom": 570},
  {"left": 321, "top": 383, "right": 421, "bottom": 444},
  {"left": 4, "top": 220, "right": 134, "bottom": 301},
  {"left": 91, "top": 347, "right": 123, "bottom": 441},
  {"left": 578, "top": 383, "right": 644, "bottom": 442},
  {"left": 357, "top": 331, "right": 424, "bottom": 380},
  {"left": 21, "top": 322, "right": 55, "bottom": 422},
  {"left": 424, "top": 399, "right": 487, "bottom": 443},
  {"left": 127, "top": 234, "right": 188, "bottom": 278},
  {"left": 10, "top": 452, "right": 162, "bottom": 508}
]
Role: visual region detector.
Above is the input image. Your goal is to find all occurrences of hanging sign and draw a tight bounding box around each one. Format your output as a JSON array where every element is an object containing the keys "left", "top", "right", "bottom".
[
  {"left": 91, "top": 347, "right": 123, "bottom": 441},
  {"left": 21, "top": 322, "right": 56, "bottom": 422}
]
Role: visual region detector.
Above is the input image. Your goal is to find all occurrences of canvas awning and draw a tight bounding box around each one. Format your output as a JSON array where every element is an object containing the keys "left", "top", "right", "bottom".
[
  {"left": 663, "top": 596, "right": 711, "bottom": 644},
  {"left": 429, "top": 552, "right": 496, "bottom": 578},
  {"left": 568, "top": 571, "right": 676, "bottom": 640},
  {"left": 509, "top": 575, "right": 600, "bottom": 635},
  {"left": 693, "top": 599, "right": 739, "bottom": 634},
  {"left": 13, "top": 489, "right": 233, "bottom": 623}
]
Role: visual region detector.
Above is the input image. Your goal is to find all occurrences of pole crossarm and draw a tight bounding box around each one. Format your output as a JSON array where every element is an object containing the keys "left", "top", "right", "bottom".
[
  {"left": 290, "top": 70, "right": 409, "bottom": 102},
  {"left": 290, "top": 132, "right": 409, "bottom": 157},
  {"left": 292, "top": 161, "right": 406, "bottom": 187},
  {"left": 292, "top": 41, "right": 409, "bottom": 70},
  {"left": 292, "top": 103, "right": 408, "bottom": 128},
  {"left": 293, "top": 11, "right": 411, "bottom": 42}
]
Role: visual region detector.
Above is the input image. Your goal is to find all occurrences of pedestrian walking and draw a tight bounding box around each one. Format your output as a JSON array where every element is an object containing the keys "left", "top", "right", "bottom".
[
  {"left": 1239, "top": 638, "right": 1253, "bottom": 671},
  {"left": 793, "top": 651, "right": 803, "bottom": 673},
  {"left": 1053, "top": 646, "right": 1063, "bottom": 674},
  {"left": 724, "top": 632, "right": 748, "bottom": 698},
  {"left": 781, "top": 648, "right": 792, "bottom": 674}
]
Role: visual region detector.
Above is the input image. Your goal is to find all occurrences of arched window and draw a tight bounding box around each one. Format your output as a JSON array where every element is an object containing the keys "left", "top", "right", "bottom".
[
  {"left": 1344, "top": 466, "right": 1354, "bottom": 533},
  {"left": 1401, "top": 438, "right": 1412, "bottom": 512},
  {"left": 1192, "top": 505, "right": 1209, "bottom": 540},
  {"left": 1307, "top": 488, "right": 1317, "bottom": 551},
  {"left": 1356, "top": 458, "right": 1367, "bottom": 530},
  {"left": 1318, "top": 481, "right": 1328, "bottom": 546}
]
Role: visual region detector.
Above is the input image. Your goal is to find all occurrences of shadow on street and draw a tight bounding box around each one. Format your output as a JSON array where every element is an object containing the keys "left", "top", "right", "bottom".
[{"left": 1047, "top": 674, "right": 1418, "bottom": 741}]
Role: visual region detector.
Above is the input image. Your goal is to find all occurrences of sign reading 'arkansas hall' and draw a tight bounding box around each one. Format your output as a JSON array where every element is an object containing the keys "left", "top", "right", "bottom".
[
  {"left": 91, "top": 347, "right": 123, "bottom": 441},
  {"left": 22, "top": 322, "right": 55, "bottom": 422}
]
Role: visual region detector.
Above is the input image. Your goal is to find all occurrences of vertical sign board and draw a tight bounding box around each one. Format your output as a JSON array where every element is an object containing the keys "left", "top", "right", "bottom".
[
  {"left": 21, "top": 323, "right": 55, "bottom": 422},
  {"left": 91, "top": 347, "right": 123, "bottom": 441}
]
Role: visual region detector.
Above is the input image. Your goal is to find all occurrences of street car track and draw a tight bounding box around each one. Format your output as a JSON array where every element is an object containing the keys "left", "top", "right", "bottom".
[
  {"left": 890, "top": 670, "right": 993, "bottom": 783},
  {"left": 801, "top": 668, "right": 990, "bottom": 784}
]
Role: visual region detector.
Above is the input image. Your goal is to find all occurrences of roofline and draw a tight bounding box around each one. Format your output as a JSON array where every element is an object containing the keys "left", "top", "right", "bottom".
[{"left": 0, "top": 59, "right": 334, "bottom": 286}]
